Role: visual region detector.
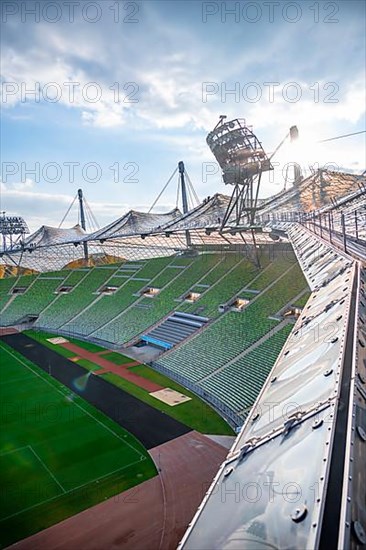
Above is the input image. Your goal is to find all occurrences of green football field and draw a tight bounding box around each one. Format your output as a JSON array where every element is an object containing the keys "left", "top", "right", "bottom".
[{"left": 0, "top": 341, "right": 157, "bottom": 548}]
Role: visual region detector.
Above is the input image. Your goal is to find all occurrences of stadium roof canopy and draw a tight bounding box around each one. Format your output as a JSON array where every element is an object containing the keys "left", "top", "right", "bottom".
[
  {"left": 258, "top": 169, "right": 363, "bottom": 218},
  {"left": 23, "top": 224, "right": 87, "bottom": 249},
  {"left": 158, "top": 194, "right": 231, "bottom": 233},
  {"left": 85, "top": 208, "right": 182, "bottom": 241},
  {"left": 18, "top": 170, "right": 366, "bottom": 248},
  {"left": 1, "top": 168, "right": 364, "bottom": 272}
]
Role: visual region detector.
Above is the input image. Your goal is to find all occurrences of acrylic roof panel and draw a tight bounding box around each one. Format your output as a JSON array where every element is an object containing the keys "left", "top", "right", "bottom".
[
  {"left": 260, "top": 170, "right": 362, "bottom": 215},
  {"left": 23, "top": 224, "right": 86, "bottom": 247},
  {"left": 87, "top": 208, "right": 182, "bottom": 240},
  {"left": 162, "top": 194, "right": 232, "bottom": 232}
]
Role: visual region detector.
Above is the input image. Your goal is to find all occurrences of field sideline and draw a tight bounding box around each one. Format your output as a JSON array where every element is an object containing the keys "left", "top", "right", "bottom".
[{"left": 0, "top": 341, "right": 157, "bottom": 548}]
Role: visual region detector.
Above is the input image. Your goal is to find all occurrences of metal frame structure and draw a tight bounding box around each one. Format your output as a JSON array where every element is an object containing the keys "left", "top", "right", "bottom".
[
  {"left": 178, "top": 224, "right": 363, "bottom": 550},
  {"left": 77, "top": 189, "right": 89, "bottom": 262},
  {"left": 178, "top": 161, "right": 192, "bottom": 248},
  {"left": 0, "top": 169, "right": 363, "bottom": 273}
]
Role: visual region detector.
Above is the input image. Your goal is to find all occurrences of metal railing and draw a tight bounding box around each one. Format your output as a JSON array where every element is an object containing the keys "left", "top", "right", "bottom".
[{"left": 298, "top": 208, "right": 365, "bottom": 259}]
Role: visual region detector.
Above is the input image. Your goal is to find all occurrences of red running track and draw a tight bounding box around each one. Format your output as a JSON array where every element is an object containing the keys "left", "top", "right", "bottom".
[{"left": 60, "top": 342, "right": 163, "bottom": 393}]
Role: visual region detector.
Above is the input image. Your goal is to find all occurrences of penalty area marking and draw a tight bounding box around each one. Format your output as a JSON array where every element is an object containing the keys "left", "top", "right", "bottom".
[
  {"left": 1, "top": 455, "right": 147, "bottom": 522},
  {"left": 28, "top": 445, "right": 66, "bottom": 494},
  {"left": 0, "top": 345, "right": 146, "bottom": 460},
  {"left": 0, "top": 445, "right": 31, "bottom": 457},
  {"left": 0, "top": 444, "right": 66, "bottom": 494}
]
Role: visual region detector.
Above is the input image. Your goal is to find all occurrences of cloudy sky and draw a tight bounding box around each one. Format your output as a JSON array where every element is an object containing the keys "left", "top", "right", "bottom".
[{"left": 1, "top": 0, "right": 365, "bottom": 232}]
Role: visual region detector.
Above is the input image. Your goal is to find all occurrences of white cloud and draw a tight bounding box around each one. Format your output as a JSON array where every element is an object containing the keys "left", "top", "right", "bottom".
[
  {"left": 11, "top": 178, "right": 35, "bottom": 191},
  {"left": 1, "top": 0, "right": 365, "bottom": 228},
  {"left": 1, "top": 6, "right": 365, "bottom": 139},
  {"left": 0, "top": 183, "right": 153, "bottom": 233}
]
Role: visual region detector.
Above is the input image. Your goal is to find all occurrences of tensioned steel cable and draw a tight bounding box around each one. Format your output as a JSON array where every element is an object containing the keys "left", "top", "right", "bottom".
[
  {"left": 58, "top": 194, "right": 77, "bottom": 228},
  {"left": 148, "top": 166, "right": 178, "bottom": 213},
  {"left": 318, "top": 130, "right": 366, "bottom": 143},
  {"left": 186, "top": 171, "right": 200, "bottom": 206}
]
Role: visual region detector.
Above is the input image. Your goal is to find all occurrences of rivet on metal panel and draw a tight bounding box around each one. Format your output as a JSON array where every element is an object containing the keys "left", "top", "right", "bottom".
[
  {"left": 291, "top": 505, "right": 308, "bottom": 523},
  {"left": 356, "top": 426, "right": 366, "bottom": 442},
  {"left": 353, "top": 521, "right": 366, "bottom": 545}
]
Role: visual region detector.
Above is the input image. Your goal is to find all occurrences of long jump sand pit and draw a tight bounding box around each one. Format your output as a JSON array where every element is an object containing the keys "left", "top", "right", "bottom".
[
  {"left": 46, "top": 336, "right": 69, "bottom": 344},
  {"left": 150, "top": 387, "right": 192, "bottom": 406}
]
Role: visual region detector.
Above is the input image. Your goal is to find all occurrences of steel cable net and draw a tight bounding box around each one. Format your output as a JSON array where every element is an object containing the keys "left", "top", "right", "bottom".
[
  {"left": 258, "top": 170, "right": 365, "bottom": 221},
  {"left": 1, "top": 166, "right": 363, "bottom": 273}
]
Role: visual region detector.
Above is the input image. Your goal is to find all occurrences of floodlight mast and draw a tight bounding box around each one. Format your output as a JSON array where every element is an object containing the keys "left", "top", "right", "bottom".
[
  {"left": 0, "top": 212, "right": 29, "bottom": 252},
  {"left": 206, "top": 117, "right": 273, "bottom": 231}
]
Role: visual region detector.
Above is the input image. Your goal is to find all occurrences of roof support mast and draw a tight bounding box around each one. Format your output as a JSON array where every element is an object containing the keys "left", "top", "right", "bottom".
[
  {"left": 178, "top": 161, "right": 192, "bottom": 248},
  {"left": 77, "top": 189, "right": 89, "bottom": 262}
]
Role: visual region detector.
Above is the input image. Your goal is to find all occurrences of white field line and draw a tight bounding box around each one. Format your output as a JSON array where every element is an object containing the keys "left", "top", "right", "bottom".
[
  {"left": 1, "top": 455, "right": 147, "bottom": 522},
  {"left": 28, "top": 445, "right": 66, "bottom": 494},
  {"left": 0, "top": 445, "right": 30, "bottom": 457},
  {"left": 0, "top": 374, "right": 34, "bottom": 386},
  {"left": 1, "top": 346, "right": 146, "bottom": 459}
]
